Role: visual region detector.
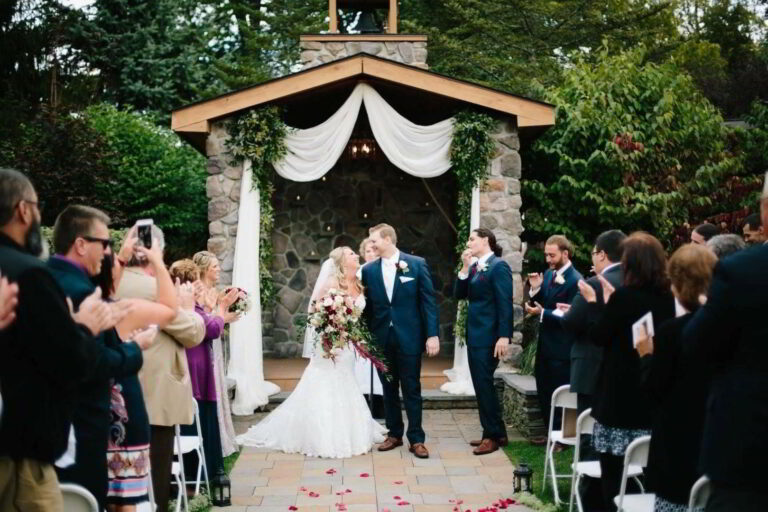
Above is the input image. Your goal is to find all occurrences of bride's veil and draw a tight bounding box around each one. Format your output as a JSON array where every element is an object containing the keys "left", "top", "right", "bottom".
[{"left": 302, "top": 258, "right": 336, "bottom": 358}]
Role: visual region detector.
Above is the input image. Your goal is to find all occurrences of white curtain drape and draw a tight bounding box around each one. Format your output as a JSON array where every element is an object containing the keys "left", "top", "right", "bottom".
[
  {"left": 441, "top": 187, "right": 481, "bottom": 396},
  {"left": 274, "top": 83, "right": 453, "bottom": 179},
  {"left": 229, "top": 83, "right": 473, "bottom": 413},
  {"left": 228, "top": 160, "right": 280, "bottom": 414}
]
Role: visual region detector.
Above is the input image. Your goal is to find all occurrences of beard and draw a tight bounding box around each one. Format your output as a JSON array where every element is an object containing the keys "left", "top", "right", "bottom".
[{"left": 24, "top": 219, "right": 44, "bottom": 257}]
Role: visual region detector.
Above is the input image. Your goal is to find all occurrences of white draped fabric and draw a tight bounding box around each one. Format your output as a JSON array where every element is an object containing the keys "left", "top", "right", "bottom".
[
  {"left": 228, "top": 161, "right": 280, "bottom": 414},
  {"left": 229, "top": 83, "right": 470, "bottom": 413},
  {"left": 441, "top": 187, "right": 481, "bottom": 396}
]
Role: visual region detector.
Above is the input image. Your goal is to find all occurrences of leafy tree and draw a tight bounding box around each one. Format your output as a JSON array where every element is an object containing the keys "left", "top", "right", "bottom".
[{"left": 521, "top": 47, "right": 739, "bottom": 268}]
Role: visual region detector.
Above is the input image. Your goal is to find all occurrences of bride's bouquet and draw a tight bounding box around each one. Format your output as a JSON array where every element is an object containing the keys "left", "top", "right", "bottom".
[
  {"left": 223, "top": 286, "right": 252, "bottom": 315},
  {"left": 307, "top": 288, "right": 388, "bottom": 373}
]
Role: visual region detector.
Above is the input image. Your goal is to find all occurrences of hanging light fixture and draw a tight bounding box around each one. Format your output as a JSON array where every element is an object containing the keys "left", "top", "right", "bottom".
[{"left": 346, "top": 106, "right": 378, "bottom": 160}]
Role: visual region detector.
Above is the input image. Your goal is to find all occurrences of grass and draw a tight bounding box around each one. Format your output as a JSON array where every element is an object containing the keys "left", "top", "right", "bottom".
[{"left": 503, "top": 441, "right": 574, "bottom": 512}]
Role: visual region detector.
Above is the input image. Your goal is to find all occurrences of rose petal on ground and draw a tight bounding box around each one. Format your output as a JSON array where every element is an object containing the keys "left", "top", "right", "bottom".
[
  {"left": 393, "top": 481, "right": 404, "bottom": 485},
  {"left": 326, "top": 468, "right": 337, "bottom": 474},
  {"left": 288, "top": 507, "right": 298, "bottom": 511},
  {"left": 360, "top": 473, "right": 370, "bottom": 477},
  {"left": 397, "top": 501, "right": 410, "bottom": 506},
  {"left": 308, "top": 492, "right": 319, "bottom": 498},
  {"left": 393, "top": 496, "right": 401, "bottom": 500}
]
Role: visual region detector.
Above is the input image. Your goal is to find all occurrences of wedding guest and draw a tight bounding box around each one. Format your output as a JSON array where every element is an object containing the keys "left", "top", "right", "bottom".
[
  {"left": 191, "top": 251, "right": 238, "bottom": 458},
  {"left": 690, "top": 223, "right": 719, "bottom": 245},
  {"left": 116, "top": 226, "right": 205, "bottom": 512},
  {"left": 170, "top": 259, "right": 239, "bottom": 487},
  {"left": 681, "top": 186, "right": 768, "bottom": 512},
  {"left": 95, "top": 229, "right": 178, "bottom": 511},
  {"left": 0, "top": 168, "right": 116, "bottom": 511},
  {"left": 454, "top": 228, "right": 513, "bottom": 455},
  {"left": 525, "top": 235, "right": 582, "bottom": 445},
  {"left": 635, "top": 243, "right": 717, "bottom": 512},
  {"left": 706, "top": 233, "right": 745, "bottom": 259},
  {"left": 355, "top": 238, "right": 384, "bottom": 419},
  {"left": 579, "top": 232, "right": 675, "bottom": 512},
  {"left": 48, "top": 205, "right": 151, "bottom": 510},
  {"left": 741, "top": 213, "right": 765, "bottom": 245},
  {"left": 0, "top": 276, "right": 18, "bottom": 330}
]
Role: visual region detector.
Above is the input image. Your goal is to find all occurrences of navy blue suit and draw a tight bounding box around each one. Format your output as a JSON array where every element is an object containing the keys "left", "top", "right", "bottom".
[
  {"left": 362, "top": 252, "right": 439, "bottom": 444},
  {"left": 531, "top": 264, "right": 582, "bottom": 425},
  {"left": 454, "top": 254, "right": 513, "bottom": 441}
]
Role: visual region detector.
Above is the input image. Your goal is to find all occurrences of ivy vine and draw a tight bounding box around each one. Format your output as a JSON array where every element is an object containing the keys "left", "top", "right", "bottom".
[
  {"left": 449, "top": 110, "right": 497, "bottom": 345},
  {"left": 227, "top": 106, "right": 291, "bottom": 308}
]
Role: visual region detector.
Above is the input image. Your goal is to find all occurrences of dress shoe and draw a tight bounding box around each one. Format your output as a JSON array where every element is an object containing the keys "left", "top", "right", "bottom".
[
  {"left": 470, "top": 437, "right": 508, "bottom": 447},
  {"left": 409, "top": 443, "right": 429, "bottom": 458},
  {"left": 377, "top": 437, "right": 403, "bottom": 451},
  {"left": 553, "top": 442, "right": 570, "bottom": 453},
  {"left": 473, "top": 438, "right": 499, "bottom": 455},
  {"left": 529, "top": 437, "right": 548, "bottom": 446}
]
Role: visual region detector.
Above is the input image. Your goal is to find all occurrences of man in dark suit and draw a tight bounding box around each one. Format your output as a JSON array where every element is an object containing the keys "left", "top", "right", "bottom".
[
  {"left": 525, "top": 235, "right": 582, "bottom": 444},
  {"left": 47, "top": 205, "right": 148, "bottom": 510},
  {"left": 363, "top": 223, "right": 440, "bottom": 459},
  {"left": 561, "top": 230, "right": 626, "bottom": 413},
  {"left": 0, "top": 169, "right": 118, "bottom": 511},
  {"left": 683, "top": 183, "right": 768, "bottom": 512},
  {"left": 454, "top": 228, "right": 513, "bottom": 455}
]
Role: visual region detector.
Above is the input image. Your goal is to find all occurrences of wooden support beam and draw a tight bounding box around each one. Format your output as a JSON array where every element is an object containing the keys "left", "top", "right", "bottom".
[
  {"left": 329, "top": 0, "right": 338, "bottom": 33},
  {"left": 388, "top": 0, "right": 398, "bottom": 34}
]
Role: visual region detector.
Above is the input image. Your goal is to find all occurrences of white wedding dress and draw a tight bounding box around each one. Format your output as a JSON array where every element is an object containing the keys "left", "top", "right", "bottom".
[{"left": 236, "top": 294, "right": 386, "bottom": 458}]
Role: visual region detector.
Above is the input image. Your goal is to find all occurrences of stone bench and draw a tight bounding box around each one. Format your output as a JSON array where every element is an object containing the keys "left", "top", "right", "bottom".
[{"left": 500, "top": 373, "right": 545, "bottom": 440}]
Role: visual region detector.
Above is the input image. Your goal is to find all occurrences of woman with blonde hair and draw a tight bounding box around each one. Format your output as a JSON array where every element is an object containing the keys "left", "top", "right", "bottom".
[
  {"left": 237, "top": 246, "right": 386, "bottom": 458},
  {"left": 635, "top": 244, "right": 718, "bottom": 512}
]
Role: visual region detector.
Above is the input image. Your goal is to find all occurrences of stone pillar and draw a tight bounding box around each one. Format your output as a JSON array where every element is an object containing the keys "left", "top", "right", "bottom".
[
  {"left": 480, "top": 118, "right": 524, "bottom": 370},
  {"left": 299, "top": 37, "right": 428, "bottom": 70},
  {"left": 204, "top": 121, "right": 242, "bottom": 287}
]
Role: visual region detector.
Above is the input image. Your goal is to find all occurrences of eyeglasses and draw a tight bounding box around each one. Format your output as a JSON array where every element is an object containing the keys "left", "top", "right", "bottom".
[
  {"left": 17, "top": 198, "right": 45, "bottom": 212},
  {"left": 591, "top": 249, "right": 603, "bottom": 256},
  {"left": 82, "top": 236, "right": 112, "bottom": 250}
]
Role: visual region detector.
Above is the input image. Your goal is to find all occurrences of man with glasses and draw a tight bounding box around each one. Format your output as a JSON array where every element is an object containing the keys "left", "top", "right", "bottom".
[
  {"left": 0, "top": 168, "right": 119, "bottom": 512},
  {"left": 47, "top": 205, "right": 146, "bottom": 510}
]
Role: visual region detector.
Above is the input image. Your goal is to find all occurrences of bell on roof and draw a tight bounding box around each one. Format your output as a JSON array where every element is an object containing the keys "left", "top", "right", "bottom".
[{"left": 329, "top": 0, "right": 398, "bottom": 34}]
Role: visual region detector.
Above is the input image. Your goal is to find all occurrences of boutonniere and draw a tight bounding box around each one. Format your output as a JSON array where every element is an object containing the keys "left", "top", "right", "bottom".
[
  {"left": 398, "top": 261, "right": 409, "bottom": 274},
  {"left": 554, "top": 273, "right": 565, "bottom": 285},
  {"left": 477, "top": 262, "right": 489, "bottom": 273}
]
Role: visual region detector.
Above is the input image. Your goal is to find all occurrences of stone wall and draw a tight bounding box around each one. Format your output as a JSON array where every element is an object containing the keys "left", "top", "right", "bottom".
[
  {"left": 484, "top": 119, "right": 525, "bottom": 368},
  {"left": 266, "top": 157, "right": 459, "bottom": 357},
  {"left": 501, "top": 373, "right": 545, "bottom": 440},
  {"left": 299, "top": 38, "right": 428, "bottom": 70}
]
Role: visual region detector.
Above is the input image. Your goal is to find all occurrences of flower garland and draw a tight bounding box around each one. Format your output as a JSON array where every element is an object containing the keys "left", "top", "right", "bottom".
[
  {"left": 450, "top": 110, "right": 497, "bottom": 346},
  {"left": 227, "top": 106, "right": 290, "bottom": 308}
]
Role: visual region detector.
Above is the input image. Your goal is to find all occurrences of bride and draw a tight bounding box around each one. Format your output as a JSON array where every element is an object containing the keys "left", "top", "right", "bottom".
[{"left": 236, "top": 246, "right": 386, "bottom": 458}]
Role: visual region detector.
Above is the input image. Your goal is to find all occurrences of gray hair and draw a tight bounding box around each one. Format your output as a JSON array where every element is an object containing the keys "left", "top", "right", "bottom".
[
  {"left": 0, "top": 168, "right": 34, "bottom": 226},
  {"left": 127, "top": 223, "right": 166, "bottom": 266},
  {"left": 706, "top": 234, "right": 746, "bottom": 260}
]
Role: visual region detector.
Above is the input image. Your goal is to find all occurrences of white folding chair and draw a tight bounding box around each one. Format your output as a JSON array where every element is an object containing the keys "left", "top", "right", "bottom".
[
  {"left": 568, "top": 409, "right": 645, "bottom": 512},
  {"left": 173, "top": 400, "right": 210, "bottom": 496},
  {"left": 614, "top": 435, "right": 655, "bottom": 512},
  {"left": 542, "top": 384, "right": 578, "bottom": 504},
  {"left": 60, "top": 483, "right": 99, "bottom": 512},
  {"left": 688, "top": 475, "right": 711, "bottom": 511}
]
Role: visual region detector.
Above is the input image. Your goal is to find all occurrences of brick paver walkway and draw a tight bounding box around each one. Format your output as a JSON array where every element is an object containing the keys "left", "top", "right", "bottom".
[{"left": 219, "top": 410, "right": 534, "bottom": 512}]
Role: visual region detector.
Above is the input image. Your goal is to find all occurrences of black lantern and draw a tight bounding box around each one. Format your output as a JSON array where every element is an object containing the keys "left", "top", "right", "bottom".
[
  {"left": 211, "top": 468, "right": 231, "bottom": 506},
  {"left": 513, "top": 462, "right": 533, "bottom": 494}
]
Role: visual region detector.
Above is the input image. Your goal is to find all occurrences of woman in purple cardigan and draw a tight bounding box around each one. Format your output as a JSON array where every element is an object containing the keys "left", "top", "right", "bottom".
[{"left": 169, "top": 260, "right": 239, "bottom": 482}]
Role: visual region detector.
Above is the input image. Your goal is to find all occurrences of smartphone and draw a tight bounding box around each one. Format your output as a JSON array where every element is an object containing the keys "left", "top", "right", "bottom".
[{"left": 136, "top": 219, "right": 153, "bottom": 249}]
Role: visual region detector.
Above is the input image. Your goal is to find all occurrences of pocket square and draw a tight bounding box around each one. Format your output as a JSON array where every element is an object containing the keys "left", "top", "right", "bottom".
[{"left": 399, "top": 276, "right": 415, "bottom": 283}]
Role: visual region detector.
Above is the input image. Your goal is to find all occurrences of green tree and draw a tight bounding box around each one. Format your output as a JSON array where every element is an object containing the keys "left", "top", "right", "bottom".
[{"left": 521, "top": 47, "right": 738, "bottom": 268}]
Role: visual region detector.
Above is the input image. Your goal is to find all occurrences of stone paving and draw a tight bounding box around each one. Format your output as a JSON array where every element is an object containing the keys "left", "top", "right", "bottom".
[{"left": 217, "top": 410, "right": 534, "bottom": 512}]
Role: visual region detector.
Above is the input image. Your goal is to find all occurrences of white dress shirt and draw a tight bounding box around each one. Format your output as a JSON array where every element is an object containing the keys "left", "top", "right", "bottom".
[
  {"left": 458, "top": 251, "right": 494, "bottom": 280},
  {"left": 381, "top": 250, "right": 400, "bottom": 302}
]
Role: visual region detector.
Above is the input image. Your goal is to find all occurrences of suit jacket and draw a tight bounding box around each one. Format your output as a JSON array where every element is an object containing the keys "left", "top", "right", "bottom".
[
  {"left": 453, "top": 254, "right": 514, "bottom": 347},
  {"left": 531, "top": 264, "right": 583, "bottom": 361},
  {"left": 362, "top": 252, "right": 439, "bottom": 356},
  {"left": 561, "top": 264, "right": 623, "bottom": 395},
  {"left": 682, "top": 244, "right": 768, "bottom": 491},
  {"left": 116, "top": 268, "right": 205, "bottom": 426},
  {"left": 0, "top": 234, "right": 101, "bottom": 463}
]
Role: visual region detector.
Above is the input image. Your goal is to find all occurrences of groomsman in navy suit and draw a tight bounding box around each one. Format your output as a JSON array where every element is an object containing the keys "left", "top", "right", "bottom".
[
  {"left": 362, "top": 224, "right": 440, "bottom": 459},
  {"left": 525, "top": 235, "right": 582, "bottom": 445},
  {"left": 454, "top": 228, "right": 513, "bottom": 455}
]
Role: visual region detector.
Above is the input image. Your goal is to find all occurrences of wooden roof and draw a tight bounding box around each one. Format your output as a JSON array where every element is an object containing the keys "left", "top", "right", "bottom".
[{"left": 171, "top": 54, "right": 555, "bottom": 153}]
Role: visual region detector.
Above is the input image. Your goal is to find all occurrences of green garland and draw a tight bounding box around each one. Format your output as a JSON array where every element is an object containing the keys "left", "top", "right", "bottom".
[
  {"left": 226, "top": 106, "right": 290, "bottom": 308},
  {"left": 450, "top": 110, "right": 497, "bottom": 345}
]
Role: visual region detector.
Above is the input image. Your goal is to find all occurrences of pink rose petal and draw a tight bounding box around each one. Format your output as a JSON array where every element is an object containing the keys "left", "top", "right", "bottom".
[
  {"left": 393, "top": 496, "right": 401, "bottom": 500},
  {"left": 308, "top": 491, "right": 320, "bottom": 498},
  {"left": 326, "top": 468, "right": 337, "bottom": 474},
  {"left": 393, "top": 481, "right": 404, "bottom": 485},
  {"left": 359, "top": 473, "right": 370, "bottom": 477},
  {"left": 289, "top": 507, "right": 298, "bottom": 511},
  {"left": 299, "top": 487, "right": 307, "bottom": 492},
  {"left": 382, "top": 509, "right": 391, "bottom": 512},
  {"left": 397, "top": 502, "right": 410, "bottom": 506}
]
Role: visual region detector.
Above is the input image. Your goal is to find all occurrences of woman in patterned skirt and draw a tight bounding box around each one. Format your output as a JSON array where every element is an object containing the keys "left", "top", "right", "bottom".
[{"left": 95, "top": 233, "right": 179, "bottom": 511}]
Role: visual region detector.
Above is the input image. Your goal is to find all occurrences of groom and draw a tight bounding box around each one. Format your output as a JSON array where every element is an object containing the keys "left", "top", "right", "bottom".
[{"left": 362, "top": 223, "right": 440, "bottom": 458}]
